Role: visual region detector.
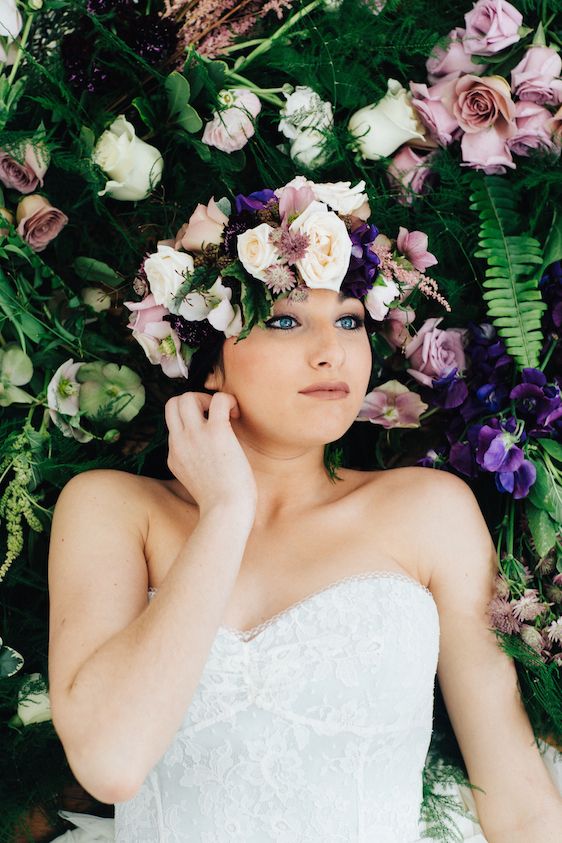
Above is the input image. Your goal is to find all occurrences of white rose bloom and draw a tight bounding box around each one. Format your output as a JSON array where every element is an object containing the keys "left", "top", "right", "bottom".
[
  {"left": 0, "top": 0, "right": 22, "bottom": 39},
  {"left": 290, "top": 201, "right": 352, "bottom": 291},
  {"left": 179, "top": 278, "right": 242, "bottom": 339},
  {"left": 364, "top": 278, "right": 399, "bottom": 321},
  {"left": 348, "top": 79, "right": 426, "bottom": 161},
  {"left": 312, "top": 180, "right": 370, "bottom": 216},
  {"left": 290, "top": 128, "right": 330, "bottom": 170},
  {"left": 279, "top": 86, "right": 334, "bottom": 140},
  {"left": 237, "top": 223, "right": 279, "bottom": 281},
  {"left": 17, "top": 673, "right": 52, "bottom": 727},
  {"left": 144, "top": 245, "right": 194, "bottom": 312},
  {"left": 93, "top": 115, "right": 164, "bottom": 201}
]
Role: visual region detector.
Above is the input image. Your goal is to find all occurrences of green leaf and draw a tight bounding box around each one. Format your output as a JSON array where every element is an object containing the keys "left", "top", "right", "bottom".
[
  {"left": 528, "top": 459, "right": 562, "bottom": 522},
  {"left": 177, "top": 104, "right": 203, "bottom": 134},
  {"left": 526, "top": 502, "right": 558, "bottom": 558},
  {"left": 236, "top": 277, "right": 272, "bottom": 342},
  {"left": 469, "top": 175, "right": 545, "bottom": 370},
  {"left": 131, "top": 96, "right": 157, "bottom": 131},
  {"left": 537, "top": 438, "right": 562, "bottom": 463},
  {"left": 165, "top": 72, "right": 203, "bottom": 134},
  {"left": 73, "top": 257, "right": 121, "bottom": 287},
  {"left": 79, "top": 126, "right": 95, "bottom": 157},
  {"left": 0, "top": 644, "right": 24, "bottom": 678}
]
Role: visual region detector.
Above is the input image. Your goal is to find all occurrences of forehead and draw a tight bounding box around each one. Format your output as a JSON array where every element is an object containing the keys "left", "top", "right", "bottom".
[{"left": 272, "top": 289, "right": 363, "bottom": 309}]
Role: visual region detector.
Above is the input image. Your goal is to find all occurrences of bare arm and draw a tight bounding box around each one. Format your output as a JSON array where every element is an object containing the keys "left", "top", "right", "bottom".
[
  {"left": 415, "top": 469, "right": 562, "bottom": 841},
  {"left": 49, "top": 392, "right": 257, "bottom": 804}
]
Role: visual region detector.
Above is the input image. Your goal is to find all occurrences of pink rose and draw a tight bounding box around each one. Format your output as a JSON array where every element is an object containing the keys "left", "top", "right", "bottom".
[
  {"left": 396, "top": 227, "right": 437, "bottom": 272},
  {"left": 507, "top": 101, "right": 559, "bottom": 157},
  {"left": 510, "top": 46, "right": 562, "bottom": 106},
  {"left": 174, "top": 197, "right": 229, "bottom": 252},
  {"left": 386, "top": 146, "right": 437, "bottom": 205},
  {"left": 123, "top": 293, "right": 188, "bottom": 379},
  {"left": 426, "top": 27, "right": 485, "bottom": 84},
  {"left": 0, "top": 142, "right": 49, "bottom": 194},
  {"left": 202, "top": 89, "right": 261, "bottom": 154},
  {"left": 461, "top": 124, "right": 515, "bottom": 173},
  {"left": 405, "top": 317, "right": 466, "bottom": 387},
  {"left": 464, "top": 0, "right": 523, "bottom": 56},
  {"left": 382, "top": 306, "right": 416, "bottom": 350},
  {"left": 16, "top": 195, "right": 68, "bottom": 252},
  {"left": 410, "top": 79, "right": 460, "bottom": 146},
  {"left": 549, "top": 104, "right": 562, "bottom": 146},
  {"left": 453, "top": 74, "right": 516, "bottom": 136},
  {"left": 357, "top": 380, "right": 428, "bottom": 429}
]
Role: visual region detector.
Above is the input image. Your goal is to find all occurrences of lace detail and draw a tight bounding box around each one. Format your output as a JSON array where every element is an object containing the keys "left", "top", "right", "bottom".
[
  {"left": 147, "top": 569, "right": 434, "bottom": 642},
  {"left": 115, "top": 575, "right": 441, "bottom": 842}
]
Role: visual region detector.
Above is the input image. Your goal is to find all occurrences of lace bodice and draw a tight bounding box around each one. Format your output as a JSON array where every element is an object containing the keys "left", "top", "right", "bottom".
[{"left": 114, "top": 572, "right": 440, "bottom": 842}]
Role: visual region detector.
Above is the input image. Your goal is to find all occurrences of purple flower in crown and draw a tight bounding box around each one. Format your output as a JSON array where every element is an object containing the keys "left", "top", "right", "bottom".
[
  {"left": 341, "top": 223, "right": 380, "bottom": 299},
  {"left": 234, "top": 189, "right": 277, "bottom": 214},
  {"left": 510, "top": 368, "right": 562, "bottom": 436}
]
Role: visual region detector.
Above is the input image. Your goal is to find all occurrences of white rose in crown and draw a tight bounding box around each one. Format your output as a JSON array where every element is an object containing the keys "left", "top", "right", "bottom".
[
  {"left": 143, "top": 245, "right": 194, "bottom": 312},
  {"left": 279, "top": 86, "right": 334, "bottom": 139},
  {"left": 276, "top": 176, "right": 370, "bottom": 218},
  {"left": 93, "top": 115, "right": 164, "bottom": 201},
  {"left": 16, "top": 673, "right": 52, "bottom": 727},
  {"left": 348, "top": 79, "right": 426, "bottom": 160},
  {"left": 237, "top": 223, "right": 280, "bottom": 281},
  {"left": 290, "top": 128, "right": 331, "bottom": 169},
  {"left": 290, "top": 201, "right": 352, "bottom": 291}
]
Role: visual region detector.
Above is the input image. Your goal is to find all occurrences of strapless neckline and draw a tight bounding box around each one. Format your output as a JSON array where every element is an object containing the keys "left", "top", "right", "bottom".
[{"left": 147, "top": 569, "right": 435, "bottom": 643}]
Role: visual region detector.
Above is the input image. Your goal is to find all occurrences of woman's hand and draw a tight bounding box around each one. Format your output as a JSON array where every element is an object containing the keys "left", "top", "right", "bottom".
[{"left": 165, "top": 391, "right": 257, "bottom": 523}]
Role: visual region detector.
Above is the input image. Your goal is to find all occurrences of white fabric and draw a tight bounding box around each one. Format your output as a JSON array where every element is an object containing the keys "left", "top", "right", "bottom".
[{"left": 54, "top": 572, "right": 562, "bottom": 842}]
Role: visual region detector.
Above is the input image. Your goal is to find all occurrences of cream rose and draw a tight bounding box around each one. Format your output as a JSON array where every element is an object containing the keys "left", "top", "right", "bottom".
[
  {"left": 143, "top": 245, "right": 194, "bottom": 312},
  {"left": 237, "top": 223, "right": 279, "bottom": 281},
  {"left": 93, "top": 115, "right": 163, "bottom": 201},
  {"left": 348, "top": 79, "right": 426, "bottom": 160},
  {"left": 290, "top": 201, "right": 352, "bottom": 291},
  {"left": 311, "top": 180, "right": 371, "bottom": 218}
]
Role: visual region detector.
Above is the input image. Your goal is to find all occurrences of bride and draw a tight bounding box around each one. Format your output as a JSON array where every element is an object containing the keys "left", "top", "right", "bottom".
[{"left": 47, "top": 191, "right": 562, "bottom": 840}]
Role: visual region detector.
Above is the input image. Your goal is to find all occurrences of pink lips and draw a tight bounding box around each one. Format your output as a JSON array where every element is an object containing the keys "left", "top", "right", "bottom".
[{"left": 299, "top": 381, "right": 350, "bottom": 399}]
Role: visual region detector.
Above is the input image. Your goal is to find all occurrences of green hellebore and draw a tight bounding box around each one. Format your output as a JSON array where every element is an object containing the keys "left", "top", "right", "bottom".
[
  {"left": 76, "top": 361, "right": 145, "bottom": 424},
  {"left": 0, "top": 345, "right": 34, "bottom": 407}
]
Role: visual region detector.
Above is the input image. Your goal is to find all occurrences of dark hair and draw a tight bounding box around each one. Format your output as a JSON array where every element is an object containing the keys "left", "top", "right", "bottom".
[{"left": 180, "top": 332, "right": 226, "bottom": 394}]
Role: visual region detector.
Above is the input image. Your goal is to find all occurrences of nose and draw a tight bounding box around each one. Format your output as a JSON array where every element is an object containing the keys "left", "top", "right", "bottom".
[{"left": 308, "top": 327, "right": 346, "bottom": 369}]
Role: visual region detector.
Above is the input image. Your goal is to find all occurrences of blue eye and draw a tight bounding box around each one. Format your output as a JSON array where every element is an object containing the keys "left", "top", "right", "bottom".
[
  {"left": 337, "top": 315, "right": 364, "bottom": 330},
  {"left": 265, "top": 315, "right": 299, "bottom": 330}
]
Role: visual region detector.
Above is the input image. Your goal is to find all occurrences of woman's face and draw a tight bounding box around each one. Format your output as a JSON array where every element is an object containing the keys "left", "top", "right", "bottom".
[{"left": 205, "top": 288, "right": 373, "bottom": 450}]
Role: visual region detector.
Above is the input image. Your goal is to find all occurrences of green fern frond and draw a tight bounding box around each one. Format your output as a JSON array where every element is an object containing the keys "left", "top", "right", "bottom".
[{"left": 469, "top": 176, "right": 547, "bottom": 370}]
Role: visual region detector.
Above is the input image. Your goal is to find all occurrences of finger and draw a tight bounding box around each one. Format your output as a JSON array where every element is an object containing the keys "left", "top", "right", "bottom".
[
  {"left": 164, "top": 397, "right": 184, "bottom": 431},
  {"left": 208, "top": 392, "right": 240, "bottom": 424},
  {"left": 177, "top": 391, "right": 213, "bottom": 425}
]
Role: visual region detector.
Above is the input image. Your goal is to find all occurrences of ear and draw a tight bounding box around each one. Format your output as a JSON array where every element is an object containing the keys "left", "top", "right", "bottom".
[{"left": 204, "top": 365, "right": 224, "bottom": 392}]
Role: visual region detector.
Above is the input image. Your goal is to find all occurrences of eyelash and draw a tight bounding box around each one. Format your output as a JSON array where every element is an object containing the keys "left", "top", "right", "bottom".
[{"left": 265, "top": 314, "right": 365, "bottom": 331}]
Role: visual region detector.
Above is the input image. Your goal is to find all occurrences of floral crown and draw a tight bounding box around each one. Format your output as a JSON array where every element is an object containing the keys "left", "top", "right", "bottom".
[{"left": 124, "top": 176, "right": 449, "bottom": 380}]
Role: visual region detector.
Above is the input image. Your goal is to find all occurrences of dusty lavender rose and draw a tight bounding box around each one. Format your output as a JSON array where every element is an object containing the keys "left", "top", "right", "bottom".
[
  {"left": 410, "top": 79, "right": 460, "bottom": 146},
  {"left": 454, "top": 74, "right": 516, "bottom": 135},
  {"left": 463, "top": 0, "right": 523, "bottom": 56},
  {"left": 174, "top": 197, "right": 229, "bottom": 252},
  {"left": 356, "top": 379, "right": 428, "bottom": 428},
  {"left": 461, "top": 125, "right": 516, "bottom": 173},
  {"left": 386, "top": 146, "right": 437, "bottom": 205},
  {"left": 202, "top": 89, "right": 261, "bottom": 154},
  {"left": 405, "top": 316, "right": 467, "bottom": 387},
  {"left": 508, "top": 101, "right": 559, "bottom": 157},
  {"left": 396, "top": 227, "right": 438, "bottom": 272},
  {"left": 510, "top": 46, "right": 562, "bottom": 106},
  {"left": 0, "top": 142, "right": 50, "bottom": 194},
  {"left": 426, "top": 27, "right": 485, "bottom": 84},
  {"left": 16, "top": 195, "right": 68, "bottom": 252}
]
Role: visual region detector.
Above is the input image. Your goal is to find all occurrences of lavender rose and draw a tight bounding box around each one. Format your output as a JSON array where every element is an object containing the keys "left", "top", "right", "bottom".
[
  {"left": 463, "top": 0, "right": 523, "bottom": 56},
  {"left": 386, "top": 146, "right": 437, "bottom": 205},
  {"left": 508, "top": 101, "right": 559, "bottom": 157},
  {"left": 405, "top": 316, "right": 467, "bottom": 387},
  {"left": 454, "top": 74, "right": 516, "bottom": 135},
  {"left": 426, "top": 27, "right": 485, "bottom": 84},
  {"left": 0, "top": 142, "right": 50, "bottom": 194},
  {"left": 16, "top": 195, "right": 68, "bottom": 252},
  {"left": 461, "top": 125, "right": 515, "bottom": 174},
  {"left": 510, "top": 47, "right": 562, "bottom": 106}
]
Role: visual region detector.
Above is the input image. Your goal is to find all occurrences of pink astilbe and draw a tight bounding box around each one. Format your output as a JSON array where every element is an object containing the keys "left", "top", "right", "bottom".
[
  {"left": 372, "top": 239, "right": 451, "bottom": 312},
  {"left": 510, "top": 589, "right": 549, "bottom": 622},
  {"left": 487, "top": 596, "right": 521, "bottom": 634}
]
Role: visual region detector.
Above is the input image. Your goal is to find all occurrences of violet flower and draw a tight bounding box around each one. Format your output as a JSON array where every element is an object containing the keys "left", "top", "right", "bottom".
[
  {"left": 341, "top": 223, "right": 380, "bottom": 299},
  {"left": 510, "top": 368, "right": 562, "bottom": 436},
  {"left": 234, "top": 189, "right": 277, "bottom": 214}
]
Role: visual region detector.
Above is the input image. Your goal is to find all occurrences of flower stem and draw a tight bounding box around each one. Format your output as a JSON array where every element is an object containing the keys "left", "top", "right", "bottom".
[
  {"left": 233, "top": 0, "right": 323, "bottom": 72},
  {"left": 539, "top": 336, "right": 559, "bottom": 372},
  {"left": 223, "top": 71, "right": 285, "bottom": 106},
  {"left": 7, "top": 13, "right": 35, "bottom": 87},
  {"left": 220, "top": 39, "right": 267, "bottom": 54}
]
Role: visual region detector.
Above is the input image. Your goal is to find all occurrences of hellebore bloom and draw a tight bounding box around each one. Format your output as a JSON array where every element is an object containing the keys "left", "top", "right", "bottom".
[{"left": 356, "top": 380, "right": 428, "bottom": 428}]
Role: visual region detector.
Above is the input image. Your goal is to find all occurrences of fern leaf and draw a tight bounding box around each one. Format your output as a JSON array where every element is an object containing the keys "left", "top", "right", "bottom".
[{"left": 469, "top": 176, "right": 547, "bottom": 370}]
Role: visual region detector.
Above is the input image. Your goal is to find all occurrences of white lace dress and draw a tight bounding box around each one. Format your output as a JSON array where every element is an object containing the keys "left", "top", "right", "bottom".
[{"left": 54, "top": 572, "right": 562, "bottom": 842}]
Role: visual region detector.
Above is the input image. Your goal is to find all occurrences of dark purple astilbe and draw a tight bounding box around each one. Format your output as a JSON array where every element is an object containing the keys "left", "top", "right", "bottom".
[
  {"left": 117, "top": 14, "right": 179, "bottom": 64},
  {"left": 222, "top": 211, "right": 255, "bottom": 258},
  {"left": 341, "top": 223, "right": 380, "bottom": 299},
  {"left": 163, "top": 314, "right": 222, "bottom": 348},
  {"left": 234, "top": 190, "right": 276, "bottom": 214},
  {"left": 510, "top": 368, "right": 562, "bottom": 438},
  {"left": 459, "top": 322, "right": 512, "bottom": 423}
]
